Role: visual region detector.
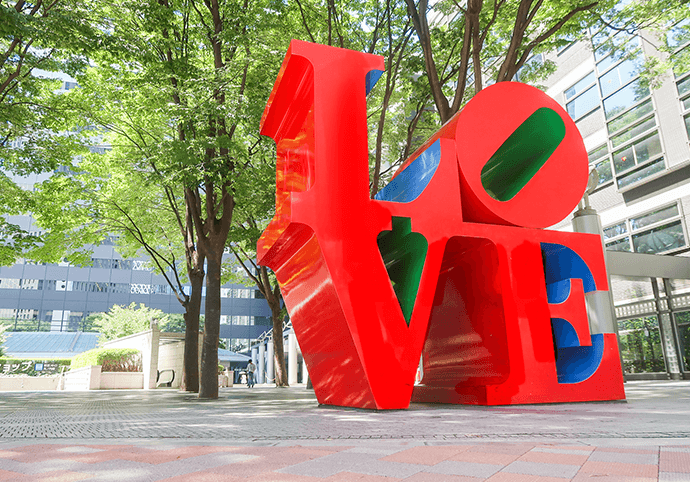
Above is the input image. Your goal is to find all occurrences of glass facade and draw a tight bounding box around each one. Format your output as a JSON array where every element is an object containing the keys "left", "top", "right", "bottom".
[
  {"left": 679, "top": 72, "right": 690, "bottom": 140},
  {"left": 603, "top": 203, "right": 687, "bottom": 254},
  {"left": 611, "top": 276, "right": 690, "bottom": 378},
  {"left": 550, "top": 16, "right": 690, "bottom": 382},
  {"left": 566, "top": 83, "right": 598, "bottom": 119},
  {"left": 618, "top": 316, "right": 666, "bottom": 374},
  {"left": 0, "top": 248, "right": 273, "bottom": 337},
  {"left": 676, "top": 310, "right": 690, "bottom": 371},
  {"left": 576, "top": 25, "right": 666, "bottom": 191}
]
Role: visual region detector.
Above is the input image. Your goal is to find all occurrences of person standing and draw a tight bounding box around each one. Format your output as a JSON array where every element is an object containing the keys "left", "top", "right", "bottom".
[{"left": 247, "top": 360, "right": 256, "bottom": 388}]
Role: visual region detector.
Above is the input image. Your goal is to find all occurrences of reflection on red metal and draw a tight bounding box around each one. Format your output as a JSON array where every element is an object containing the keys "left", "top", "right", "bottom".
[{"left": 258, "top": 40, "right": 625, "bottom": 409}]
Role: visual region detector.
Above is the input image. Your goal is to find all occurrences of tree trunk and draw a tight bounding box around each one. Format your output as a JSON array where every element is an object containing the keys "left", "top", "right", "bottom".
[
  {"left": 180, "top": 265, "right": 204, "bottom": 392},
  {"left": 199, "top": 246, "right": 222, "bottom": 399},
  {"left": 272, "top": 308, "right": 289, "bottom": 387}
]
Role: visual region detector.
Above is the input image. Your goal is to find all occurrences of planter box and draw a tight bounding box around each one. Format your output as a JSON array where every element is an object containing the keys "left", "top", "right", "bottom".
[
  {"left": 63, "top": 365, "right": 144, "bottom": 390},
  {"left": 0, "top": 376, "right": 60, "bottom": 391},
  {"left": 100, "top": 372, "right": 144, "bottom": 389}
]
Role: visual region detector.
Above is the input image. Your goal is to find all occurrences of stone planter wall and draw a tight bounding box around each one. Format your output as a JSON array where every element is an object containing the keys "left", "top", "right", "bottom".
[
  {"left": 0, "top": 376, "right": 60, "bottom": 391},
  {"left": 63, "top": 365, "right": 144, "bottom": 390},
  {"left": 100, "top": 372, "right": 144, "bottom": 389}
]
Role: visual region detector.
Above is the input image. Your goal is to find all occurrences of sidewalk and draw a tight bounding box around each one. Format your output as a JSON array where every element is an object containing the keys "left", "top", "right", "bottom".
[{"left": 0, "top": 380, "right": 688, "bottom": 481}]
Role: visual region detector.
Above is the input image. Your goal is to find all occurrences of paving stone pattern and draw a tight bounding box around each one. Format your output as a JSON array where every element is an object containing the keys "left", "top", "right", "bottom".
[
  {"left": 0, "top": 381, "right": 690, "bottom": 480},
  {"left": 0, "top": 442, "right": 689, "bottom": 481},
  {"left": 0, "top": 381, "right": 690, "bottom": 440}
]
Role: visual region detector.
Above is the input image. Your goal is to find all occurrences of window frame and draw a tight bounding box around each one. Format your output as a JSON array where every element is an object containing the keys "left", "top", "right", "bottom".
[
  {"left": 604, "top": 201, "right": 689, "bottom": 255},
  {"left": 677, "top": 71, "right": 690, "bottom": 140},
  {"left": 611, "top": 130, "right": 664, "bottom": 176},
  {"left": 565, "top": 73, "right": 600, "bottom": 121},
  {"left": 582, "top": 30, "right": 665, "bottom": 192},
  {"left": 587, "top": 144, "right": 614, "bottom": 191}
]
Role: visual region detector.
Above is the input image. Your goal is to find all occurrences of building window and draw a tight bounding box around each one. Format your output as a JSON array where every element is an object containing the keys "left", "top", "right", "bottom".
[
  {"left": 113, "top": 283, "right": 130, "bottom": 293},
  {"left": 231, "top": 316, "right": 252, "bottom": 325},
  {"left": 565, "top": 72, "right": 595, "bottom": 100},
  {"left": 230, "top": 338, "right": 249, "bottom": 353},
  {"left": 612, "top": 131, "right": 662, "bottom": 172},
  {"left": 222, "top": 288, "right": 254, "bottom": 299},
  {"left": 618, "top": 316, "right": 666, "bottom": 374},
  {"left": 569, "top": 28, "right": 662, "bottom": 191},
  {"left": 677, "top": 73, "right": 690, "bottom": 140},
  {"left": 587, "top": 144, "right": 613, "bottom": 188},
  {"left": 603, "top": 78, "right": 650, "bottom": 119},
  {"left": 0, "top": 279, "right": 20, "bottom": 289},
  {"left": 610, "top": 116, "right": 657, "bottom": 148},
  {"left": 91, "top": 258, "right": 134, "bottom": 270},
  {"left": 254, "top": 316, "right": 271, "bottom": 326},
  {"left": 607, "top": 99, "right": 653, "bottom": 136},
  {"left": 676, "top": 310, "right": 690, "bottom": 372},
  {"left": 593, "top": 28, "right": 640, "bottom": 71},
  {"left": 600, "top": 82, "right": 660, "bottom": 189},
  {"left": 557, "top": 40, "right": 576, "bottom": 56},
  {"left": 56, "top": 280, "right": 73, "bottom": 291},
  {"left": 0, "top": 309, "right": 16, "bottom": 320},
  {"left": 20, "top": 279, "right": 39, "bottom": 290},
  {"left": 132, "top": 260, "right": 152, "bottom": 271},
  {"left": 130, "top": 283, "right": 152, "bottom": 294},
  {"left": 615, "top": 157, "right": 665, "bottom": 190},
  {"left": 599, "top": 57, "right": 643, "bottom": 97},
  {"left": 566, "top": 84, "right": 599, "bottom": 120},
  {"left": 152, "top": 284, "right": 169, "bottom": 295},
  {"left": 667, "top": 19, "right": 690, "bottom": 49},
  {"left": 604, "top": 203, "right": 688, "bottom": 254}
]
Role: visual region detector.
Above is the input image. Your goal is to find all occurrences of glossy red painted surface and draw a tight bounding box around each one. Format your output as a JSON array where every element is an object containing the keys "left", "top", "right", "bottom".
[{"left": 258, "top": 40, "right": 625, "bottom": 409}]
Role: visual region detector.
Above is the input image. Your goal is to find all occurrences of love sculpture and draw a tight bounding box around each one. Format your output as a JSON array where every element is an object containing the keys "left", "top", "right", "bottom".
[{"left": 257, "top": 40, "right": 625, "bottom": 409}]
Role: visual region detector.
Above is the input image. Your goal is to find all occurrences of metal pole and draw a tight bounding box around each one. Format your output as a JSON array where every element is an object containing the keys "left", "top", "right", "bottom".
[
  {"left": 258, "top": 343, "right": 266, "bottom": 384},
  {"left": 288, "top": 332, "right": 298, "bottom": 385},
  {"left": 266, "top": 340, "right": 274, "bottom": 384}
]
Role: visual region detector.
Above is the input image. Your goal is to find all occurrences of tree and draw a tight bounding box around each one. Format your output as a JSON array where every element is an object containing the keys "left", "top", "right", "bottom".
[
  {"left": 160, "top": 314, "right": 186, "bottom": 333},
  {"left": 225, "top": 154, "right": 289, "bottom": 386},
  {"left": 403, "top": 0, "right": 690, "bottom": 125},
  {"left": 0, "top": 0, "right": 96, "bottom": 148},
  {"left": 404, "top": 0, "right": 610, "bottom": 123},
  {"left": 30, "top": 102, "right": 206, "bottom": 392},
  {"left": 0, "top": 197, "right": 40, "bottom": 266},
  {"left": 47, "top": 0, "right": 288, "bottom": 399},
  {"left": 0, "top": 0, "right": 97, "bottom": 265},
  {"left": 92, "top": 303, "right": 169, "bottom": 343}
]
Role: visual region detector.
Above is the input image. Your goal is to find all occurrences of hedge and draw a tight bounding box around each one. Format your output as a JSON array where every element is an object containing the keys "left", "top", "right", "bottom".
[
  {"left": 0, "top": 358, "right": 71, "bottom": 376},
  {"left": 70, "top": 348, "right": 142, "bottom": 372}
]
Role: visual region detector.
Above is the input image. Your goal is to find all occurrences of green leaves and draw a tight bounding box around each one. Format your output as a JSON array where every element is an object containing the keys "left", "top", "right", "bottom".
[
  {"left": 70, "top": 347, "right": 142, "bottom": 371},
  {"left": 90, "top": 302, "right": 170, "bottom": 343}
]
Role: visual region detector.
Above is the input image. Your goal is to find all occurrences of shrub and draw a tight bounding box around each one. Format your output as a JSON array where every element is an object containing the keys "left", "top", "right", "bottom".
[
  {"left": 218, "top": 364, "right": 225, "bottom": 375},
  {"left": 71, "top": 348, "right": 142, "bottom": 372}
]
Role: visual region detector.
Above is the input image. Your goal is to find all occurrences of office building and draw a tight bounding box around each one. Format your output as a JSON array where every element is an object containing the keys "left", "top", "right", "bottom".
[{"left": 543, "top": 21, "right": 690, "bottom": 379}]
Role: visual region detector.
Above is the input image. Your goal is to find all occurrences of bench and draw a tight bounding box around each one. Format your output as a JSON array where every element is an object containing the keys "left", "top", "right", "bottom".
[{"left": 156, "top": 369, "right": 175, "bottom": 387}]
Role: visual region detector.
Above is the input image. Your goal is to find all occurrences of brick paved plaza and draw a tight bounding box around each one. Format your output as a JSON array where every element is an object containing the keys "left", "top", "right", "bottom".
[{"left": 1, "top": 380, "right": 689, "bottom": 480}]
